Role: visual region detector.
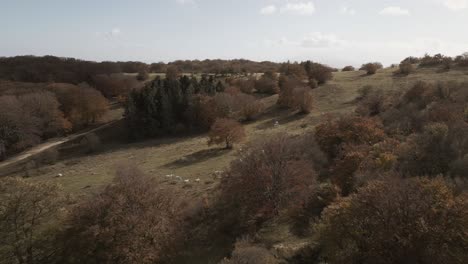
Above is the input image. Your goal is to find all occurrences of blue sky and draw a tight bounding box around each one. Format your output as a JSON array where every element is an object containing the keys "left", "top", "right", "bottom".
[{"left": 1, "top": 0, "right": 468, "bottom": 67}]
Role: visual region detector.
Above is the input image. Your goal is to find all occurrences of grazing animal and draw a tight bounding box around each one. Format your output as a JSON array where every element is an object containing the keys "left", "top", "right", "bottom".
[{"left": 56, "top": 173, "right": 63, "bottom": 178}]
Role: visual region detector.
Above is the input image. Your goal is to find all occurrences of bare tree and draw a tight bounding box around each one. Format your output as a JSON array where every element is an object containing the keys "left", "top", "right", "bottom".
[{"left": 0, "top": 177, "right": 66, "bottom": 264}]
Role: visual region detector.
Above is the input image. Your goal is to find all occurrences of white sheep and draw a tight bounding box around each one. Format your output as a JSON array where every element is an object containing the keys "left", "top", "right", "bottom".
[
  {"left": 56, "top": 173, "right": 63, "bottom": 178},
  {"left": 184, "top": 179, "right": 190, "bottom": 183},
  {"left": 195, "top": 178, "right": 201, "bottom": 183}
]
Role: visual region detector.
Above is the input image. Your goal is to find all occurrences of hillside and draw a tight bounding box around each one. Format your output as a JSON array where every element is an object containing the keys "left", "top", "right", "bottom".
[{"left": 9, "top": 66, "right": 468, "bottom": 197}]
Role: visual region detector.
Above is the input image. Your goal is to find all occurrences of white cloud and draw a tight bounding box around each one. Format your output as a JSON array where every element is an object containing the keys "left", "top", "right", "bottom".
[
  {"left": 95, "top": 27, "right": 122, "bottom": 39},
  {"left": 176, "top": 0, "right": 195, "bottom": 5},
  {"left": 441, "top": 0, "right": 468, "bottom": 10},
  {"left": 280, "top": 1, "right": 316, "bottom": 15},
  {"left": 379, "top": 6, "right": 410, "bottom": 16},
  {"left": 110, "top": 28, "right": 121, "bottom": 37},
  {"left": 260, "top": 5, "right": 277, "bottom": 15},
  {"left": 301, "top": 32, "right": 344, "bottom": 48},
  {"left": 340, "top": 6, "right": 356, "bottom": 15},
  {"left": 266, "top": 32, "right": 345, "bottom": 49}
]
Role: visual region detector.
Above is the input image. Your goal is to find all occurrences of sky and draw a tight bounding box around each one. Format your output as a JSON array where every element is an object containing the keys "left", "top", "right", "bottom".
[{"left": 1, "top": 0, "right": 468, "bottom": 67}]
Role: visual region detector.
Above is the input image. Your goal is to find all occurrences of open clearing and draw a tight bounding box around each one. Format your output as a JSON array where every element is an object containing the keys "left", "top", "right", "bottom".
[{"left": 8, "top": 67, "right": 468, "bottom": 197}]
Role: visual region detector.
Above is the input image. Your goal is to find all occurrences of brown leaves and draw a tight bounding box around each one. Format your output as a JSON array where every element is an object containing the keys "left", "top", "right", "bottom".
[{"left": 208, "top": 118, "right": 246, "bottom": 149}]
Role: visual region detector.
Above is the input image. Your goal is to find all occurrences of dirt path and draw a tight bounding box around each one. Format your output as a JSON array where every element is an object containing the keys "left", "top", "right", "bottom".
[{"left": 0, "top": 119, "right": 122, "bottom": 170}]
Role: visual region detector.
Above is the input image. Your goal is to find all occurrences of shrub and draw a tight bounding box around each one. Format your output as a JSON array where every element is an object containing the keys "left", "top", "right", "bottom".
[
  {"left": 61, "top": 165, "right": 182, "bottom": 264},
  {"left": 208, "top": 118, "right": 246, "bottom": 149},
  {"left": 342, "top": 66, "right": 355, "bottom": 72},
  {"left": 355, "top": 88, "right": 388, "bottom": 116},
  {"left": 0, "top": 177, "right": 66, "bottom": 264},
  {"left": 304, "top": 62, "right": 333, "bottom": 84},
  {"left": 360, "top": 62, "right": 383, "bottom": 75},
  {"left": 398, "top": 62, "right": 415, "bottom": 75},
  {"left": 37, "top": 148, "right": 60, "bottom": 165},
  {"left": 219, "top": 134, "right": 317, "bottom": 231},
  {"left": 166, "top": 65, "right": 180, "bottom": 80},
  {"left": 81, "top": 132, "right": 102, "bottom": 153},
  {"left": 315, "top": 116, "right": 385, "bottom": 159},
  {"left": 219, "top": 239, "right": 278, "bottom": 264},
  {"left": 293, "top": 88, "right": 314, "bottom": 114},
  {"left": 396, "top": 123, "right": 456, "bottom": 177},
  {"left": 136, "top": 70, "right": 149, "bottom": 81},
  {"left": 308, "top": 78, "right": 318, "bottom": 89},
  {"left": 255, "top": 73, "right": 279, "bottom": 94},
  {"left": 329, "top": 146, "right": 368, "bottom": 196},
  {"left": 236, "top": 94, "right": 265, "bottom": 121},
  {"left": 317, "top": 177, "right": 468, "bottom": 264},
  {"left": 92, "top": 73, "right": 140, "bottom": 98},
  {"left": 401, "top": 56, "right": 421, "bottom": 64}
]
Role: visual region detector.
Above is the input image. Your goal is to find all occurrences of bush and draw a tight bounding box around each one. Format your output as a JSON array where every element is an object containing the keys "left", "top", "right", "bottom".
[
  {"left": 304, "top": 62, "right": 333, "bottom": 84},
  {"left": 136, "top": 70, "right": 149, "bottom": 81},
  {"left": 236, "top": 94, "right": 265, "bottom": 121},
  {"left": 398, "top": 62, "right": 415, "bottom": 75},
  {"left": 0, "top": 177, "right": 66, "bottom": 264},
  {"left": 219, "top": 134, "right": 318, "bottom": 231},
  {"left": 37, "top": 148, "right": 60, "bottom": 165},
  {"left": 342, "top": 66, "right": 355, "bottom": 72},
  {"left": 308, "top": 78, "right": 318, "bottom": 89},
  {"left": 317, "top": 177, "right": 468, "bottom": 264},
  {"left": 360, "top": 62, "right": 383, "bottom": 75},
  {"left": 208, "top": 118, "right": 246, "bottom": 149},
  {"left": 255, "top": 73, "right": 279, "bottom": 94},
  {"left": 315, "top": 116, "right": 385, "bottom": 159},
  {"left": 277, "top": 76, "right": 300, "bottom": 108},
  {"left": 396, "top": 123, "right": 456, "bottom": 177},
  {"left": 219, "top": 239, "right": 278, "bottom": 264},
  {"left": 293, "top": 88, "right": 314, "bottom": 114},
  {"left": 61, "top": 165, "right": 182, "bottom": 264},
  {"left": 81, "top": 132, "right": 102, "bottom": 153},
  {"left": 401, "top": 56, "right": 421, "bottom": 64}
]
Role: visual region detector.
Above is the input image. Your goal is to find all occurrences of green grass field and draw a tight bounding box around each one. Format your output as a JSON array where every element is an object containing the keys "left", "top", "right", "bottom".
[{"left": 19, "top": 66, "right": 468, "bottom": 198}]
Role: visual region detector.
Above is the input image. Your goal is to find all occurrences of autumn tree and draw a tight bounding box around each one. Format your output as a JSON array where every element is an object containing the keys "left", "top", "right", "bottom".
[
  {"left": 398, "top": 62, "right": 415, "bottom": 75},
  {"left": 19, "top": 91, "right": 71, "bottom": 137},
  {"left": 360, "top": 62, "right": 383, "bottom": 75},
  {"left": 49, "top": 83, "right": 109, "bottom": 128},
  {"left": 315, "top": 116, "right": 385, "bottom": 159},
  {"left": 0, "top": 177, "right": 66, "bottom": 264},
  {"left": 136, "top": 70, "right": 149, "bottom": 81},
  {"left": 0, "top": 96, "right": 41, "bottom": 156},
  {"left": 92, "top": 73, "right": 140, "bottom": 98},
  {"left": 219, "top": 134, "right": 318, "bottom": 231},
  {"left": 255, "top": 72, "right": 279, "bottom": 94},
  {"left": 303, "top": 61, "right": 333, "bottom": 84},
  {"left": 166, "top": 65, "right": 181, "bottom": 80},
  {"left": 317, "top": 177, "right": 468, "bottom": 264},
  {"left": 342, "top": 66, "right": 355, "bottom": 71},
  {"left": 60, "top": 165, "right": 182, "bottom": 264},
  {"left": 208, "top": 118, "right": 245, "bottom": 149},
  {"left": 292, "top": 87, "right": 314, "bottom": 114}
]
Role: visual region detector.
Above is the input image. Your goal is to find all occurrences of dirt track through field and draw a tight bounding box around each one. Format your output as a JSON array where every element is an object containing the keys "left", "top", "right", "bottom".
[{"left": 0, "top": 119, "right": 122, "bottom": 171}]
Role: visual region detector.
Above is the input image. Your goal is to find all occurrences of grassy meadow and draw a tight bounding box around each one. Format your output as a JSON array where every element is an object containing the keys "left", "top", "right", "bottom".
[{"left": 17, "top": 66, "right": 468, "bottom": 199}]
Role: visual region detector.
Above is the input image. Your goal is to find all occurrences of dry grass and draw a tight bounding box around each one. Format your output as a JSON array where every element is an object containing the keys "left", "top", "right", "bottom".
[{"left": 18, "top": 67, "right": 468, "bottom": 197}]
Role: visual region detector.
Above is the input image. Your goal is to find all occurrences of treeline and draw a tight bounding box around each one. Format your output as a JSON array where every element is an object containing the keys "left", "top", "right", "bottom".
[
  {"left": 401, "top": 52, "right": 468, "bottom": 69},
  {"left": 0, "top": 81, "right": 108, "bottom": 160},
  {"left": 0, "top": 56, "right": 147, "bottom": 84},
  {"left": 0, "top": 55, "right": 339, "bottom": 85}
]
